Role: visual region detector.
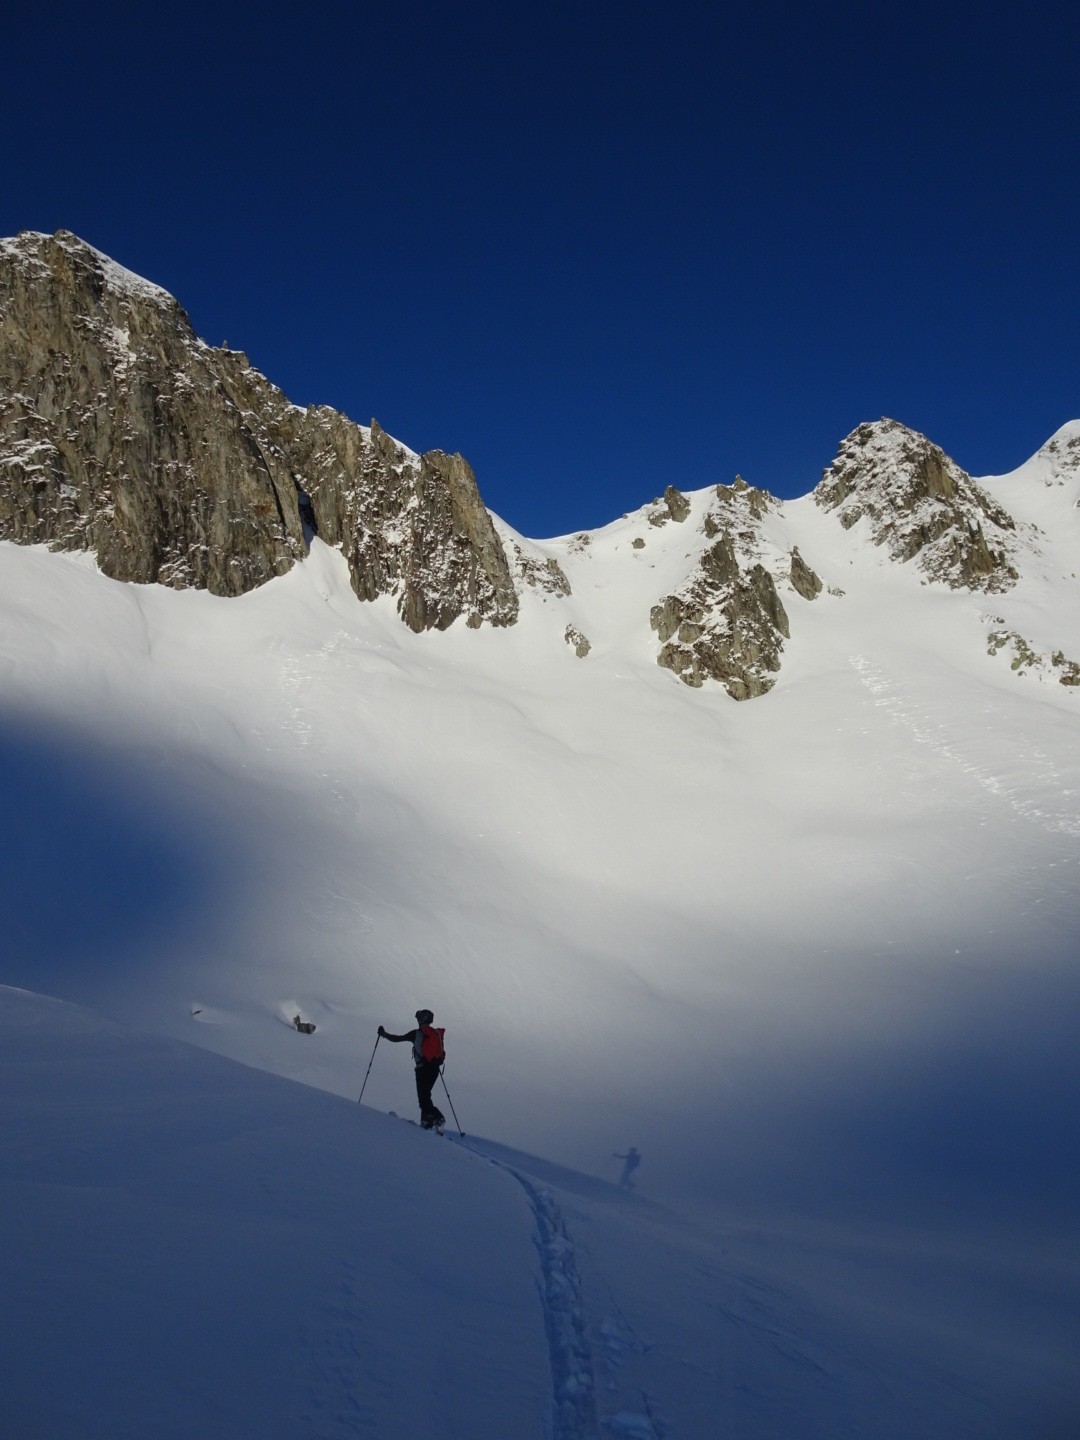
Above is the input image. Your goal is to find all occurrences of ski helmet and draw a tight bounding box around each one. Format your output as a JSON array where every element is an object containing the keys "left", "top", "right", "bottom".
[{"left": 415, "top": 1008, "right": 434, "bottom": 1024}]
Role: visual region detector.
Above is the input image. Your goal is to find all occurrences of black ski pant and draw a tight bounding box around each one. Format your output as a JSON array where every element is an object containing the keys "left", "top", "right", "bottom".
[{"left": 414, "top": 1059, "right": 444, "bottom": 1124}]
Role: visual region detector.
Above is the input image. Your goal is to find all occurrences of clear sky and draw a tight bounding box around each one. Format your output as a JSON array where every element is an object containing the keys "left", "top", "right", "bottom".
[{"left": 4, "top": 1, "right": 1078, "bottom": 537}]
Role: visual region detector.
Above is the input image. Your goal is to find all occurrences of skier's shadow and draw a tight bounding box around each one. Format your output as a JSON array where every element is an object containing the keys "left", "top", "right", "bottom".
[
  {"left": 460, "top": 1136, "right": 665, "bottom": 1216},
  {"left": 612, "top": 1145, "right": 642, "bottom": 1190}
]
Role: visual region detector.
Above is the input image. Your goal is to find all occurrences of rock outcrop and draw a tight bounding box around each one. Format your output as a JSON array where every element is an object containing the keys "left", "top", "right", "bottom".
[
  {"left": 564, "top": 625, "right": 591, "bottom": 658},
  {"left": 814, "top": 418, "right": 1018, "bottom": 592},
  {"left": 0, "top": 230, "right": 517, "bottom": 629},
  {"left": 987, "top": 625, "right": 1080, "bottom": 687},
  {"left": 788, "top": 546, "right": 822, "bottom": 600},
  {"left": 647, "top": 485, "right": 691, "bottom": 526},
  {"left": 650, "top": 478, "right": 790, "bottom": 699},
  {"left": 505, "top": 537, "right": 572, "bottom": 597}
]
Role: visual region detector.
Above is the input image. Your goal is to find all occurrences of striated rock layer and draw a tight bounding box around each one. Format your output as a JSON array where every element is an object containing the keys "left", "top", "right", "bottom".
[{"left": 0, "top": 230, "right": 517, "bottom": 629}]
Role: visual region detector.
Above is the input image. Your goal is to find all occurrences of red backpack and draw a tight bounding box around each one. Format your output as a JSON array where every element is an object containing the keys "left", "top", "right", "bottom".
[{"left": 419, "top": 1025, "right": 445, "bottom": 1062}]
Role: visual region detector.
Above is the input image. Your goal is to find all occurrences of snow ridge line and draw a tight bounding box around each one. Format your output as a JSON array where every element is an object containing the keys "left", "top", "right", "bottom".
[{"left": 456, "top": 1142, "right": 600, "bottom": 1440}]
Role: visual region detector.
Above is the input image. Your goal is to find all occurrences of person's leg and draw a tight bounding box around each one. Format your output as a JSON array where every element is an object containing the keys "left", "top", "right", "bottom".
[
  {"left": 414, "top": 1065, "right": 430, "bottom": 1120},
  {"left": 415, "top": 1061, "right": 442, "bottom": 1125}
]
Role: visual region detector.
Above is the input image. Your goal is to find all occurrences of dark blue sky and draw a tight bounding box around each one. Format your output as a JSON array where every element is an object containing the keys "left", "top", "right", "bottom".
[{"left": 4, "top": 2, "right": 1078, "bottom": 536}]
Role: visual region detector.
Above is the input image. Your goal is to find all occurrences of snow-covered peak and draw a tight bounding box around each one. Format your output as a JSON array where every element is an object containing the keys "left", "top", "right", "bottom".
[
  {"left": 1, "top": 229, "right": 176, "bottom": 308},
  {"left": 1035, "top": 416, "right": 1080, "bottom": 461},
  {"left": 1012, "top": 419, "right": 1080, "bottom": 492},
  {"left": 974, "top": 422, "right": 1080, "bottom": 622},
  {"left": 813, "top": 417, "right": 1020, "bottom": 592}
]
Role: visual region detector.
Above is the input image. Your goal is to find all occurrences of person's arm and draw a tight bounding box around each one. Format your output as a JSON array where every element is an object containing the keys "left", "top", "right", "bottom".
[{"left": 378, "top": 1027, "right": 418, "bottom": 1043}]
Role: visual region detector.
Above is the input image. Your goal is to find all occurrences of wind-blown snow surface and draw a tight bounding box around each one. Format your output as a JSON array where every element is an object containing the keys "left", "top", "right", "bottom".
[{"left": 2, "top": 435, "right": 1079, "bottom": 1436}]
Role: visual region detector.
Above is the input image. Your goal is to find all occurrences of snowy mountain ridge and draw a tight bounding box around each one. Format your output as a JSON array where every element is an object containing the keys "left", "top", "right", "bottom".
[{"left": 2, "top": 229, "right": 1078, "bottom": 700}]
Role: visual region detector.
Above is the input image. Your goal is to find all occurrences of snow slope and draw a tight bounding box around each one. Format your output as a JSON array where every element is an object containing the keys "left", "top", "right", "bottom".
[
  {"left": 0, "top": 986, "right": 549, "bottom": 1440},
  {"left": 5, "top": 986, "right": 1077, "bottom": 1439},
  {"left": 1, "top": 427, "right": 1079, "bottom": 1435}
]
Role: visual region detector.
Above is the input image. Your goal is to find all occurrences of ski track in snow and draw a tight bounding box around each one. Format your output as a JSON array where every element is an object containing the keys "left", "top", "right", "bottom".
[
  {"left": 279, "top": 633, "right": 353, "bottom": 753},
  {"left": 850, "top": 654, "right": 1080, "bottom": 837},
  {"left": 521, "top": 1177, "right": 601, "bottom": 1440},
  {"left": 277, "top": 631, "right": 357, "bottom": 807},
  {"left": 279, "top": 650, "right": 316, "bottom": 751},
  {"left": 457, "top": 1141, "right": 661, "bottom": 1440}
]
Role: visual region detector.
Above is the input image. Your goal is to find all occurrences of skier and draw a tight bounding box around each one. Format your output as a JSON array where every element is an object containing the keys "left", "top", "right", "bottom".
[{"left": 378, "top": 1009, "right": 447, "bottom": 1130}]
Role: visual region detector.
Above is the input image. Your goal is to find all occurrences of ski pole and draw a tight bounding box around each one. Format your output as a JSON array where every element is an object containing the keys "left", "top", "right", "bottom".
[
  {"left": 357, "top": 1033, "right": 381, "bottom": 1104},
  {"left": 439, "top": 1066, "right": 464, "bottom": 1136}
]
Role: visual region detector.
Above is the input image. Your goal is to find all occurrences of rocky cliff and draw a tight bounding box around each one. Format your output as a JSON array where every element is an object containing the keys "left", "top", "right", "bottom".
[
  {"left": 0, "top": 230, "right": 517, "bottom": 629},
  {"left": 649, "top": 478, "right": 798, "bottom": 699},
  {"left": 813, "top": 418, "right": 1019, "bottom": 592}
]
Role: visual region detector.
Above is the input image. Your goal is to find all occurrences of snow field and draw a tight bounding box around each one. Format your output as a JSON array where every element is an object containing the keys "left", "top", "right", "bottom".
[
  {"left": 0, "top": 987, "right": 551, "bottom": 1440},
  {"left": 1, "top": 426, "right": 1079, "bottom": 1434},
  {"left": 9, "top": 988, "right": 1076, "bottom": 1439}
]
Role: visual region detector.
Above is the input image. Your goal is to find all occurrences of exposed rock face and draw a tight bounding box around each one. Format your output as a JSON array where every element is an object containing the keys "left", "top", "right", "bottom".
[
  {"left": 788, "top": 546, "right": 822, "bottom": 600},
  {"left": 505, "top": 538, "right": 572, "bottom": 597},
  {"left": 650, "top": 478, "right": 790, "bottom": 699},
  {"left": 564, "top": 625, "right": 591, "bottom": 658},
  {"left": 814, "top": 418, "right": 1018, "bottom": 592},
  {"left": 647, "top": 485, "right": 691, "bottom": 526},
  {"left": 0, "top": 230, "right": 517, "bottom": 629},
  {"left": 0, "top": 231, "right": 304, "bottom": 595},
  {"left": 987, "top": 626, "right": 1080, "bottom": 687}
]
